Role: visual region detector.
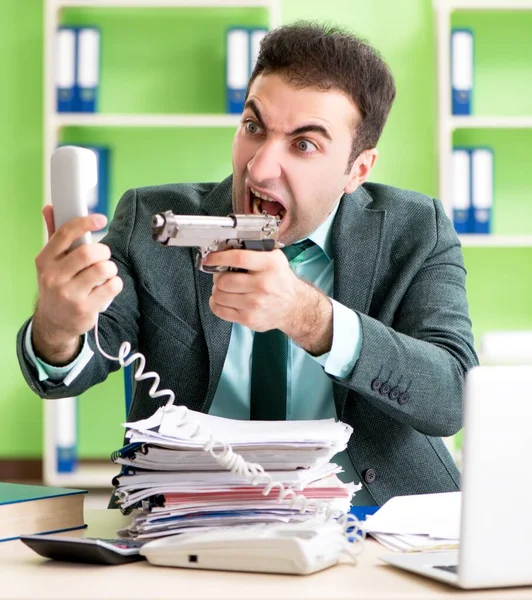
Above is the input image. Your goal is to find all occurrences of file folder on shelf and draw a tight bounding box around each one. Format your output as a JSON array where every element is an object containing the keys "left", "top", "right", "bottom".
[
  {"left": 55, "top": 27, "right": 76, "bottom": 112},
  {"left": 250, "top": 27, "right": 267, "bottom": 74},
  {"left": 76, "top": 27, "right": 101, "bottom": 112},
  {"left": 471, "top": 147, "right": 493, "bottom": 234},
  {"left": 451, "top": 29, "right": 473, "bottom": 116},
  {"left": 226, "top": 28, "right": 250, "bottom": 114},
  {"left": 451, "top": 147, "right": 471, "bottom": 234},
  {"left": 54, "top": 396, "right": 78, "bottom": 473},
  {"left": 86, "top": 145, "right": 110, "bottom": 223}
]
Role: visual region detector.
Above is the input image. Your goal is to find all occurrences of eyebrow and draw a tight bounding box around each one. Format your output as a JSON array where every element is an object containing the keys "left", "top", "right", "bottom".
[{"left": 244, "top": 99, "right": 333, "bottom": 142}]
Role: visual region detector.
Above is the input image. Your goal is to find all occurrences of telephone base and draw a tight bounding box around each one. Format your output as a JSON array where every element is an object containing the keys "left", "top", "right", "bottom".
[{"left": 140, "top": 519, "right": 348, "bottom": 575}]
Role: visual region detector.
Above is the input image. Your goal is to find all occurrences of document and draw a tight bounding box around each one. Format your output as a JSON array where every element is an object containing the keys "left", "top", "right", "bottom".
[
  {"left": 113, "top": 408, "right": 358, "bottom": 539},
  {"left": 361, "top": 492, "right": 461, "bottom": 551}
]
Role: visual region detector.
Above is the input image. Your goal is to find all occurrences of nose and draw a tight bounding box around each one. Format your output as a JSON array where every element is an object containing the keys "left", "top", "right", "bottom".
[{"left": 247, "top": 141, "right": 282, "bottom": 183}]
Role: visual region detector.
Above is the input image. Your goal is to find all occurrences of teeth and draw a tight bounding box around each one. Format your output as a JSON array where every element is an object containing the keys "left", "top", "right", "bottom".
[
  {"left": 250, "top": 188, "right": 286, "bottom": 220},
  {"left": 252, "top": 196, "right": 262, "bottom": 214},
  {"left": 250, "top": 188, "right": 278, "bottom": 204}
]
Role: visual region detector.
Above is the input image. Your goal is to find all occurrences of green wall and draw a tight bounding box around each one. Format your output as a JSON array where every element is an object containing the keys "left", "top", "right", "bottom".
[{"left": 2, "top": 0, "right": 531, "bottom": 459}]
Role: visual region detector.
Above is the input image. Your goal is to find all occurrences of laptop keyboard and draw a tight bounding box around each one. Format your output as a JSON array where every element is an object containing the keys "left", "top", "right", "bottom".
[{"left": 434, "top": 565, "right": 458, "bottom": 574}]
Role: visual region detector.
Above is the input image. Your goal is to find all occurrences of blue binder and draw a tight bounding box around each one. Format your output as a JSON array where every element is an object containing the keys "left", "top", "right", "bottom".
[
  {"left": 451, "top": 29, "right": 474, "bottom": 116},
  {"left": 55, "top": 396, "right": 78, "bottom": 473},
  {"left": 86, "top": 145, "right": 110, "bottom": 220},
  {"left": 55, "top": 27, "right": 76, "bottom": 112},
  {"left": 471, "top": 147, "right": 494, "bottom": 234},
  {"left": 249, "top": 27, "right": 267, "bottom": 75},
  {"left": 75, "top": 27, "right": 101, "bottom": 112},
  {"left": 451, "top": 147, "right": 472, "bottom": 234},
  {"left": 226, "top": 28, "right": 250, "bottom": 114}
]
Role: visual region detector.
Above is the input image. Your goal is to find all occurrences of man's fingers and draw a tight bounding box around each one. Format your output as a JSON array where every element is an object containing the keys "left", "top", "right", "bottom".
[
  {"left": 46, "top": 214, "right": 107, "bottom": 258},
  {"left": 42, "top": 205, "right": 55, "bottom": 239},
  {"left": 87, "top": 276, "right": 124, "bottom": 313},
  {"left": 69, "top": 259, "right": 119, "bottom": 296},
  {"left": 213, "top": 272, "right": 255, "bottom": 293},
  {"left": 203, "top": 249, "right": 283, "bottom": 272},
  {"left": 58, "top": 243, "right": 112, "bottom": 283}
]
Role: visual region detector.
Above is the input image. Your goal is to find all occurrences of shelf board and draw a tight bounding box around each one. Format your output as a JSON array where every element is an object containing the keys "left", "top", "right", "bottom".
[
  {"left": 54, "top": 113, "right": 242, "bottom": 128},
  {"left": 436, "top": 0, "right": 532, "bottom": 10},
  {"left": 450, "top": 116, "right": 532, "bottom": 130},
  {"left": 55, "top": 0, "right": 273, "bottom": 7},
  {"left": 460, "top": 235, "right": 532, "bottom": 247},
  {"left": 45, "top": 462, "right": 118, "bottom": 489}
]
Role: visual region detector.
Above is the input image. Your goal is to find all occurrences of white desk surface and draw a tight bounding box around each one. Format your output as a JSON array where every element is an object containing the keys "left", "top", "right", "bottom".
[{"left": 1, "top": 509, "right": 532, "bottom": 599}]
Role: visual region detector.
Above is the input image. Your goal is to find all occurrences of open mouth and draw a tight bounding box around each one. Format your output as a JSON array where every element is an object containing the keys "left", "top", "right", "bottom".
[{"left": 249, "top": 188, "right": 286, "bottom": 221}]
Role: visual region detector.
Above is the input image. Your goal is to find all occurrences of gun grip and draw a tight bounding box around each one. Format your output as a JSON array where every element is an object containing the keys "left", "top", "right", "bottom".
[{"left": 241, "top": 240, "right": 277, "bottom": 251}]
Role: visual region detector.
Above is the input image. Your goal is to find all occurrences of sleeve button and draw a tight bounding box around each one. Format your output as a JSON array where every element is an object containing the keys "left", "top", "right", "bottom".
[
  {"left": 380, "top": 382, "right": 391, "bottom": 396},
  {"left": 398, "top": 392, "right": 410, "bottom": 405},
  {"left": 371, "top": 378, "right": 382, "bottom": 392},
  {"left": 389, "top": 387, "right": 400, "bottom": 401}
]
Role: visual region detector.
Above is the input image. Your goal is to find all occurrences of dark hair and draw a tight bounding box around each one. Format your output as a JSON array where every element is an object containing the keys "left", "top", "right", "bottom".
[{"left": 248, "top": 21, "right": 396, "bottom": 166}]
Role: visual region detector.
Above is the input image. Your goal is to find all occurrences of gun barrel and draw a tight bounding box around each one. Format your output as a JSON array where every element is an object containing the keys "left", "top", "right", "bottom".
[{"left": 151, "top": 211, "right": 280, "bottom": 247}]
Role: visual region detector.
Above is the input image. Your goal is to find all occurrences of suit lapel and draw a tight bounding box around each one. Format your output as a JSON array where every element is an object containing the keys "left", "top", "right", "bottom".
[
  {"left": 332, "top": 185, "right": 386, "bottom": 419},
  {"left": 194, "top": 176, "right": 234, "bottom": 412}
]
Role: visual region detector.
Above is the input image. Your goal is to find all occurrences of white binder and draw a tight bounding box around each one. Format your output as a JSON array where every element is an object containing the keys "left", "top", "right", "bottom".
[
  {"left": 250, "top": 28, "right": 267, "bottom": 73},
  {"left": 226, "top": 28, "right": 249, "bottom": 114},
  {"left": 451, "top": 148, "right": 471, "bottom": 234},
  {"left": 76, "top": 27, "right": 100, "bottom": 112},
  {"left": 471, "top": 148, "right": 493, "bottom": 234},
  {"left": 451, "top": 29, "right": 473, "bottom": 115},
  {"left": 55, "top": 28, "right": 76, "bottom": 112}
]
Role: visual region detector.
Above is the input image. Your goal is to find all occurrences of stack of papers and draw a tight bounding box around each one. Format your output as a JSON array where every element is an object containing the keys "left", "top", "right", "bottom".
[
  {"left": 361, "top": 492, "right": 461, "bottom": 551},
  {"left": 112, "top": 406, "right": 358, "bottom": 540}
]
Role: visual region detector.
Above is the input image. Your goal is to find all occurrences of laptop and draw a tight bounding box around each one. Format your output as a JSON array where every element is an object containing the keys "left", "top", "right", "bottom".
[{"left": 380, "top": 365, "right": 532, "bottom": 589}]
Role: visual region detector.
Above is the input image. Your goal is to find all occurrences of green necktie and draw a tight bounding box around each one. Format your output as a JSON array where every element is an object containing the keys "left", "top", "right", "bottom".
[{"left": 250, "top": 239, "right": 314, "bottom": 420}]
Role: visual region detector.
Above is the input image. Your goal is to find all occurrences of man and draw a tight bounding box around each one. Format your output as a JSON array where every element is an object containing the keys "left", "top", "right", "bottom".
[{"left": 17, "top": 22, "right": 477, "bottom": 506}]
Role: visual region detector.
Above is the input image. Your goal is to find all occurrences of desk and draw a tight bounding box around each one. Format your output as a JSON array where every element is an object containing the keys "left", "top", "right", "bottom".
[{"left": 1, "top": 510, "right": 531, "bottom": 600}]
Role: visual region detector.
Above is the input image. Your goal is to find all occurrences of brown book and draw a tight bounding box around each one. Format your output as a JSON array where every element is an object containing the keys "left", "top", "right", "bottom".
[{"left": 0, "top": 482, "right": 86, "bottom": 542}]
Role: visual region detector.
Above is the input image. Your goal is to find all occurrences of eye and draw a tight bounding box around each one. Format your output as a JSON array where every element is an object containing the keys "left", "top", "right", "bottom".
[
  {"left": 296, "top": 139, "right": 318, "bottom": 153},
  {"left": 244, "top": 120, "right": 262, "bottom": 135}
]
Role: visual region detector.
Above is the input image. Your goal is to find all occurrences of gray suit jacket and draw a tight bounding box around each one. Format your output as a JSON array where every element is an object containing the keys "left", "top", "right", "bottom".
[{"left": 17, "top": 175, "right": 478, "bottom": 505}]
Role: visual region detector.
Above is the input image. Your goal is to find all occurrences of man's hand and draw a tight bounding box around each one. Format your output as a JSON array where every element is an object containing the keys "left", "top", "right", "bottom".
[
  {"left": 32, "top": 205, "right": 123, "bottom": 366},
  {"left": 204, "top": 249, "right": 333, "bottom": 356}
]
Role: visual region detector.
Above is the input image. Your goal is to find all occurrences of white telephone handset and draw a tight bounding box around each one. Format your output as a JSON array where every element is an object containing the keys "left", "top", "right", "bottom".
[
  {"left": 50, "top": 145, "right": 97, "bottom": 249},
  {"left": 49, "top": 145, "right": 365, "bottom": 575}
]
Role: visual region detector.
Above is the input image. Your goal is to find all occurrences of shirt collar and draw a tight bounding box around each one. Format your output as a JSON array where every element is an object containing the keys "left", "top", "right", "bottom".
[{"left": 299, "top": 200, "right": 340, "bottom": 260}]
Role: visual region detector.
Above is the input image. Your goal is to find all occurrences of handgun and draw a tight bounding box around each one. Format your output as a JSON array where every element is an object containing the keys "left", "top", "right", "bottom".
[{"left": 151, "top": 211, "right": 282, "bottom": 273}]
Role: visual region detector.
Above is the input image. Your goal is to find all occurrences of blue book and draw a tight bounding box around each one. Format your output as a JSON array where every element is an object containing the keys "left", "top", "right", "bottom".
[
  {"left": 452, "top": 147, "right": 472, "bottom": 234},
  {"left": 55, "top": 27, "right": 76, "bottom": 112},
  {"left": 75, "top": 27, "right": 101, "bottom": 112},
  {"left": 226, "top": 28, "right": 250, "bottom": 114},
  {"left": 0, "top": 482, "right": 86, "bottom": 542},
  {"left": 471, "top": 147, "right": 494, "bottom": 234},
  {"left": 451, "top": 29, "right": 474, "bottom": 115}
]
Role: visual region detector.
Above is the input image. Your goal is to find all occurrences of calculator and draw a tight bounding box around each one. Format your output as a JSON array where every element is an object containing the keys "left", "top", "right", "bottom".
[{"left": 20, "top": 535, "right": 147, "bottom": 565}]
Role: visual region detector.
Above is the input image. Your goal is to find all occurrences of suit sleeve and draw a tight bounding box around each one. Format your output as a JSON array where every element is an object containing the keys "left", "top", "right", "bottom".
[
  {"left": 333, "top": 199, "right": 478, "bottom": 437},
  {"left": 16, "top": 188, "right": 141, "bottom": 399}
]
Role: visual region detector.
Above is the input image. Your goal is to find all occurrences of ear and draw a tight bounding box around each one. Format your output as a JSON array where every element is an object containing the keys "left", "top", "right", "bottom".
[{"left": 344, "top": 149, "right": 378, "bottom": 194}]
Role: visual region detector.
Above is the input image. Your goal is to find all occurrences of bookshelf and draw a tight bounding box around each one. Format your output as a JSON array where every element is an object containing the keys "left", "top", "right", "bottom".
[
  {"left": 434, "top": 0, "right": 532, "bottom": 248},
  {"left": 434, "top": 0, "right": 532, "bottom": 464},
  {"left": 43, "top": 0, "right": 281, "bottom": 487}
]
